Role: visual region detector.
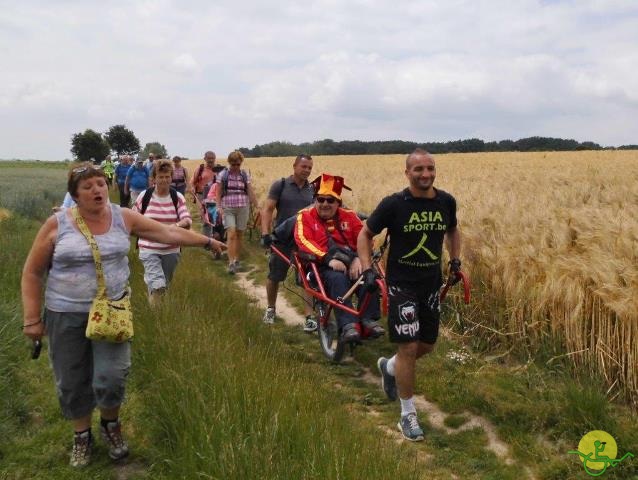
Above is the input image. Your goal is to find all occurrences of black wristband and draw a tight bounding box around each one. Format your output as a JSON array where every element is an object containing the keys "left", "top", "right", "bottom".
[{"left": 449, "top": 258, "right": 461, "bottom": 272}]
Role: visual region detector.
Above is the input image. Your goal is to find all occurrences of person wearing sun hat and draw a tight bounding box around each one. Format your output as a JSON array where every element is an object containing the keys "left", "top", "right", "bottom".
[{"left": 294, "top": 173, "right": 385, "bottom": 343}]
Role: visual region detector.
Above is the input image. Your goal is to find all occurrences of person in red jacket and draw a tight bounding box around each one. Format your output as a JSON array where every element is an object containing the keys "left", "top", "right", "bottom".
[{"left": 294, "top": 173, "right": 385, "bottom": 343}]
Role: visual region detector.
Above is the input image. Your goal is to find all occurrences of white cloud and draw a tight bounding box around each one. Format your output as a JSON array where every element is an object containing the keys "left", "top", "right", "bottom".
[
  {"left": 0, "top": 0, "right": 637, "bottom": 159},
  {"left": 171, "top": 53, "right": 200, "bottom": 73}
]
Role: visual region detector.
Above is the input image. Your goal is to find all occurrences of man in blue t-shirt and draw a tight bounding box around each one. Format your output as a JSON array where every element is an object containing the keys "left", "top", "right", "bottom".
[
  {"left": 125, "top": 158, "right": 151, "bottom": 204},
  {"left": 114, "top": 155, "right": 132, "bottom": 207},
  {"left": 357, "top": 148, "right": 463, "bottom": 443}
]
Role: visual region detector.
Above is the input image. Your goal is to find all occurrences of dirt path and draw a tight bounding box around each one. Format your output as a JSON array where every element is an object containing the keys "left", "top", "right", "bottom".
[
  {"left": 233, "top": 269, "right": 525, "bottom": 473},
  {"left": 235, "top": 270, "right": 303, "bottom": 326}
]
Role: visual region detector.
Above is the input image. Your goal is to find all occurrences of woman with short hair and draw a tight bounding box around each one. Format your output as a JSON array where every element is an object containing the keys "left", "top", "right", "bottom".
[{"left": 21, "top": 162, "right": 224, "bottom": 467}]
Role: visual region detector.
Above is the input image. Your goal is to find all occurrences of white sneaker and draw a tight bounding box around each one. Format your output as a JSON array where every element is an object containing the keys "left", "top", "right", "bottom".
[
  {"left": 263, "top": 307, "right": 276, "bottom": 324},
  {"left": 303, "top": 315, "right": 318, "bottom": 333}
]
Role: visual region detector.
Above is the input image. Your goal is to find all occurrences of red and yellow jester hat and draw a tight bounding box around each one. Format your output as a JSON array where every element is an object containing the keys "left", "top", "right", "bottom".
[{"left": 310, "top": 173, "right": 352, "bottom": 201}]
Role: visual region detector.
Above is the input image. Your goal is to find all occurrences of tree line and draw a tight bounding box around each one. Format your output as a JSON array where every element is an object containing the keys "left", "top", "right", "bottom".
[
  {"left": 239, "top": 137, "right": 637, "bottom": 157},
  {"left": 70, "top": 125, "right": 168, "bottom": 164},
  {"left": 71, "top": 127, "right": 637, "bottom": 163}
]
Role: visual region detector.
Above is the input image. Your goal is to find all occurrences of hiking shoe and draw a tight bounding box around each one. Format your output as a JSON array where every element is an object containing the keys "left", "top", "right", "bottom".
[
  {"left": 303, "top": 315, "right": 318, "bottom": 333},
  {"left": 397, "top": 413, "right": 424, "bottom": 442},
  {"left": 362, "top": 319, "right": 385, "bottom": 338},
  {"left": 227, "top": 262, "right": 236, "bottom": 274},
  {"left": 377, "top": 357, "right": 397, "bottom": 401},
  {"left": 341, "top": 323, "right": 361, "bottom": 343},
  {"left": 100, "top": 421, "right": 129, "bottom": 461},
  {"left": 233, "top": 259, "right": 241, "bottom": 271},
  {"left": 263, "top": 307, "right": 276, "bottom": 325},
  {"left": 70, "top": 430, "right": 92, "bottom": 468}
]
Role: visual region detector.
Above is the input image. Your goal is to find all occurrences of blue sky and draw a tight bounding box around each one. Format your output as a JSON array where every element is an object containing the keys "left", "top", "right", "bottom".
[{"left": 1, "top": 0, "right": 637, "bottom": 160}]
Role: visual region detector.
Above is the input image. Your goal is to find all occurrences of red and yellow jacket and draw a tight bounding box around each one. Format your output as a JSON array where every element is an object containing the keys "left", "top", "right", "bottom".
[{"left": 294, "top": 206, "right": 363, "bottom": 261}]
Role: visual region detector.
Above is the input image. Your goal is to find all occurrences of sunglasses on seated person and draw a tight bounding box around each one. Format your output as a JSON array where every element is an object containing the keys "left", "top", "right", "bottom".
[{"left": 315, "top": 196, "right": 337, "bottom": 204}]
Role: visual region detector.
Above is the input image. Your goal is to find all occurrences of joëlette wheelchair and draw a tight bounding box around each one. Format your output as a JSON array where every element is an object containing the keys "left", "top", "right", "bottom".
[
  {"left": 270, "top": 242, "right": 388, "bottom": 362},
  {"left": 268, "top": 216, "right": 471, "bottom": 363}
]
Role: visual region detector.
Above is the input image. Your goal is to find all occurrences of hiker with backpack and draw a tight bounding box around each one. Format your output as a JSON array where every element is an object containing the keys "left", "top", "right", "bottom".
[
  {"left": 260, "top": 154, "right": 317, "bottom": 330},
  {"left": 191, "top": 151, "right": 218, "bottom": 237},
  {"left": 114, "top": 155, "right": 133, "bottom": 207},
  {"left": 133, "top": 159, "right": 217, "bottom": 304},
  {"left": 191, "top": 151, "right": 217, "bottom": 201},
  {"left": 170, "top": 156, "right": 191, "bottom": 195},
  {"left": 124, "top": 157, "right": 151, "bottom": 204},
  {"left": 203, "top": 167, "right": 226, "bottom": 246},
  {"left": 215, "top": 150, "right": 259, "bottom": 274}
]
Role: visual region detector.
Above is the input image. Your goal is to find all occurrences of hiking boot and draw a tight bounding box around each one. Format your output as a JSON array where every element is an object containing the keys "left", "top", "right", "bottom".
[
  {"left": 377, "top": 357, "right": 397, "bottom": 401},
  {"left": 148, "top": 287, "right": 166, "bottom": 307},
  {"left": 362, "top": 319, "right": 385, "bottom": 338},
  {"left": 263, "top": 307, "right": 276, "bottom": 325},
  {"left": 303, "top": 315, "right": 318, "bottom": 333},
  {"left": 397, "top": 413, "right": 424, "bottom": 442},
  {"left": 100, "top": 420, "right": 129, "bottom": 461},
  {"left": 341, "top": 323, "right": 361, "bottom": 343},
  {"left": 70, "top": 430, "right": 92, "bottom": 468}
]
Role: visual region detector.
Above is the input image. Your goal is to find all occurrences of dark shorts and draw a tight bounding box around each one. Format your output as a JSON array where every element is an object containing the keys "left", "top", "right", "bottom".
[
  {"left": 388, "top": 283, "right": 440, "bottom": 344},
  {"left": 268, "top": 243, "right": 293, "bottom": 282}
]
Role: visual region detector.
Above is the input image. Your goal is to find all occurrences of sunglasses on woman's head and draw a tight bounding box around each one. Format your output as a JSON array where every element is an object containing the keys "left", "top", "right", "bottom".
[
  {"left": 316, "top": 196, "right": 336, "bottom": 204},
  {"left": 71, "top": 166, "right": 96, "bottom": 176}
]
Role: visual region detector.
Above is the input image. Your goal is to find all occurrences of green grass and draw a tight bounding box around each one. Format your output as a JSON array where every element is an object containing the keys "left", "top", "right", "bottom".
[
  {"left": 0, "top": 162, "right": 69, "bottom": 220},
  {"left": 3, "top": 162, "right": 638, "bottom": 480},
  {"left": 1, "top": 164, "right": 419, "bottom": 478},
  {"left": 128, "top": 252, "right": 422, "bottom": 479}
]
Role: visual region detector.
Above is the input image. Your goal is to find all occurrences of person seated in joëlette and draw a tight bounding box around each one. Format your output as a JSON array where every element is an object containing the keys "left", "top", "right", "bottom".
[{"left": 293, "top": 173, "right": 385, "bottom": 343}]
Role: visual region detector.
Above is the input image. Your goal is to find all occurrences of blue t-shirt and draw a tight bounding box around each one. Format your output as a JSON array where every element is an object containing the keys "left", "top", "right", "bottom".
[
  {"left": 114, "top": 163, "right": 130, "bottom": 186},
  {"left": 127, "top": 165, "right": 150, "bottom": 190}
]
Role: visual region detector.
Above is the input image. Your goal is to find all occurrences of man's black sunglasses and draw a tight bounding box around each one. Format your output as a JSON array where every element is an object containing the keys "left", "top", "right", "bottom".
[{"left": 316, "top": 196, "right": 336, "bottom": 204}]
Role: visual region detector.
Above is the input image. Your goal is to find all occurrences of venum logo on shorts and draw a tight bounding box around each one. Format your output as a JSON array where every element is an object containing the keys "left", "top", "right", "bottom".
[
  {"left": 398, "top": 301, "right": 417, "bottom": 323},
  {"left": 397, "top": 301, "right": 419, "bottom": 336}
]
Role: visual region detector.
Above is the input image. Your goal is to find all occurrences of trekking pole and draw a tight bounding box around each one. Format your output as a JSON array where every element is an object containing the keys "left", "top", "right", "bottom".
[{"left": 337, "top": 275, "right": 363, "bottom": 304}]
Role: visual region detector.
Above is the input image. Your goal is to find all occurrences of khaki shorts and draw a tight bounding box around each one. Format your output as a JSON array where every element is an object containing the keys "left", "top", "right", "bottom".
[
  {"left": 223, "top": 206, "right": 250, "bottom": 231},
  {"left": 139, "top": 251, "right": 180, "bottom": 293}
]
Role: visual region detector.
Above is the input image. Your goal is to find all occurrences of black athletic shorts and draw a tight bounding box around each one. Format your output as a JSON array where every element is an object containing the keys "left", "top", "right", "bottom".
[
  {"left": 268, "top": 243, "right": 293, "bottom": 282},
  {"left": 388, "top": 283, "right": 440, "bottom": 344}
]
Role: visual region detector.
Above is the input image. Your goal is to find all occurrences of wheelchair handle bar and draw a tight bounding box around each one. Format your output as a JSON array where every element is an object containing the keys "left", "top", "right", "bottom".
[{"left": 439, "top": 271, "right": 471, "bottom": 304}]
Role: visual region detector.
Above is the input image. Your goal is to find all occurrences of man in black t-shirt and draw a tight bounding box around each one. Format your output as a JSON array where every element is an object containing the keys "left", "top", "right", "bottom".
[
  {"left": 260, "top": 154, "right": 316, "bottom": 331},
  {"left": 357, "top": 148, "right": 462, "bottom": 442}
]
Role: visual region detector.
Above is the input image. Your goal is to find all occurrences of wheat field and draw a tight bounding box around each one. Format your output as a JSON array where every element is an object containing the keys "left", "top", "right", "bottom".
[{"left": 185, "top": 151, "right": 638, "bottom": 404}]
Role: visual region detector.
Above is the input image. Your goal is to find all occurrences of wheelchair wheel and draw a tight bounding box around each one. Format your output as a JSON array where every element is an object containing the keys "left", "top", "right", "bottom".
[{"left": 316, "top": 302, "right": 346, "bottom": 363}]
